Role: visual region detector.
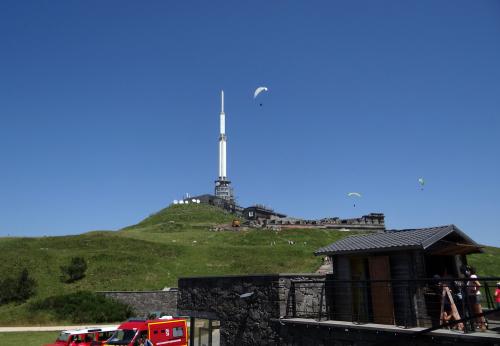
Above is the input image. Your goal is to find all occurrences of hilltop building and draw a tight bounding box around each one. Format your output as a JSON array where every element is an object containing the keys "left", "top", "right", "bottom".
[
  {"left": 243, "top": 204, "right": 287, "bottom": 220},
  {"left": 192, "top": 194, "right": 242, "bottom": 214},
  {"left": 265, "top": 212, "right": 385, "bottom": 231}
]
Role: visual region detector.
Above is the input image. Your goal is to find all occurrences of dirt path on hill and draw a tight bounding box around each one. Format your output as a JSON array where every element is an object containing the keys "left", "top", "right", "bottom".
[{"left": 315, "top": 261, "right": 332, "bottom": 275}]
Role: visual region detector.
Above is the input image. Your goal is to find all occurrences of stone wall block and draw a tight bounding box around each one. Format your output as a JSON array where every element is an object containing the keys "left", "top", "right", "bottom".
[{"left": 99, "top": 291, "right": 177, "bottom": 318}]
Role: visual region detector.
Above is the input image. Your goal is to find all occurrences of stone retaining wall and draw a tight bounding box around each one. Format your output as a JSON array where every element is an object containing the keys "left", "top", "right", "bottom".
[
  {"left": 177, "top": 274, "right": 325, "bottom": 346},
  {"left": 177, "top": 274, "right": 498, "bottom": 345},
  {"left": 98, "top": 290, "right": 178, "bottom": 318}
]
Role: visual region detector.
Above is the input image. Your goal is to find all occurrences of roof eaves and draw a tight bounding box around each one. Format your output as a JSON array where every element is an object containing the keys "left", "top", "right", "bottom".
[
  {"left": 449, "top": 224, "right": 481, "bottom": 248},
  {"left": 421, "top": 225, "right": 454, "bottom": 249},
  {"left": 421, "top": 225, "right": 480, "bottom": 250},
  {"left": 315, "top": 244, "right": 422, "bottom": 256}
]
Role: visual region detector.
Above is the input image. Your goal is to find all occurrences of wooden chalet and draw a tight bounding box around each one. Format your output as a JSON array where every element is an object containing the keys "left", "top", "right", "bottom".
[{"left": 315, "top": 225, "right": 483, "bottom": 327}]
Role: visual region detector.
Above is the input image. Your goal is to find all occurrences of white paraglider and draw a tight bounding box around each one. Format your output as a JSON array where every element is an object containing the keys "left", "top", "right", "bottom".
[
  {"left": 254, "top": 86, "right": 268, "bottom": 106},
  {"left": 254, "top": 86, "right": 268, "bottom": 98},
  {"left": 347, "top": 192, "right": 362, "bottom": 207}
]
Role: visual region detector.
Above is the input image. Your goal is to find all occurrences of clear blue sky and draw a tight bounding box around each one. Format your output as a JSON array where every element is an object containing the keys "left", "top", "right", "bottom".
[{"left": 1, "top": 1, "right": 499, "bottom": 246}]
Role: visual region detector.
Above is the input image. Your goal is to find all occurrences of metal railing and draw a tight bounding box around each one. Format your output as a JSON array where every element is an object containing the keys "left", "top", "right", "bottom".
[{"left": 286, "top": 277, "right": 500, "bottom": 334}]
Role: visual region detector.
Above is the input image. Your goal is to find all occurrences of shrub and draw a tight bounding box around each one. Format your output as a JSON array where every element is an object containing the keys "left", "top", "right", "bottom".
[
  {"left": 30, "top": 291, "right": 133, "bottom": 323},
  {"left": 16, "top": 268, "right": 37, "bottom": 301},
  {"left": 60, "top": 257, "right": 88, "bottom": 283},
  {"left": 0, "top": 277, "right": 17, "bottom": 305},
  {"left": 0, "top": 268, "right": 37, "bottom": 305}
]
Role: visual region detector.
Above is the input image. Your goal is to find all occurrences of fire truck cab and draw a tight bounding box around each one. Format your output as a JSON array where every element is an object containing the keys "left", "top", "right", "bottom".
[
  {"left": 44, "top": 326, "right": 117, "bottom": 346},
  {"left": 104, "top": 317, "right": 188, "bottom": 346}
]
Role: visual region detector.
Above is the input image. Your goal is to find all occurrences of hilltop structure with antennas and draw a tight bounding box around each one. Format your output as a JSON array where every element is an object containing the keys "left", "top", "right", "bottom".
[
  {"left": 214, "top": 90, "right": 234, "bottom": 203},
  {"left": 172, "top": 91, "right": 241, "bottom": 213},
  {"left": 171, "top": 91, "right": 385, "bottom": 232}
]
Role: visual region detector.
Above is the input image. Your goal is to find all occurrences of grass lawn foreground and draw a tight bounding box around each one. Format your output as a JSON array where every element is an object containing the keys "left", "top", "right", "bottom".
[{"left": 0, "top": 331, "right": 58, "bottom": 346}]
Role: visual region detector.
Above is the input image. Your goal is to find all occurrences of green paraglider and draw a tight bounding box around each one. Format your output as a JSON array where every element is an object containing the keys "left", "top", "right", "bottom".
[{"left": 418, "top": 178, "right": 425, "bottom": 191}]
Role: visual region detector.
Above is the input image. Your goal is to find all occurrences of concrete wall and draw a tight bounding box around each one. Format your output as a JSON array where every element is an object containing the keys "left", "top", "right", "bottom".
[
  {"left": 177, "top": 274, "right": 325, "bottom": 346},
  {"left": 98, "top": 290, "right": 177, "bottom": 318}
]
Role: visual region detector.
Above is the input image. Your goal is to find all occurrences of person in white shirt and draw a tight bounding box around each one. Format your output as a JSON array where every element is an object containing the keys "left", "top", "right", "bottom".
[{"left": 467, "top": 266, "right": 487, "bottom": 331}]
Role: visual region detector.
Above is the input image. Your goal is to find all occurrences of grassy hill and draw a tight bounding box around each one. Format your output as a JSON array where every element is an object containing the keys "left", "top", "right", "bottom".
[
  {"left": 0, "top": 203, "right": 498, "bottom": 326},
  {"left": 0, "top": 204, "right": 347, "bottom": 325},
  {"left": 469, "top": 245, "right": 500, "bottom": 277}
]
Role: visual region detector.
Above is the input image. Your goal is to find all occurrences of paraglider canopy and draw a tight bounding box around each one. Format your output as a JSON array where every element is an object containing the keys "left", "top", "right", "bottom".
[
  {"left": 254, "top": 86, "right": 268, "bottom": 99},
  {"left": 254, "top": 86, "right": 268, "bottom": 106},
  {"left": 347, "top": 192, "right": 362, "bottom": 207},
  {"left": 418, "top": 177, "right": 425, "bottom": 191}
]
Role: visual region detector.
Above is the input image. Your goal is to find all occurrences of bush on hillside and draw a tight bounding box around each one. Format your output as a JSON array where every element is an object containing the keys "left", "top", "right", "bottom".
[
  {"left": 60, "top": 256, "right": 88, "bottom": 283},
  {"left": 0, "top": 268, "right": 37, "bottom": 305},
  {"left": 17, "top": 268, "right": 37, "bottom": 301},
  {"left": 30, "top": 291, "right": 133, "bottom": 323}
]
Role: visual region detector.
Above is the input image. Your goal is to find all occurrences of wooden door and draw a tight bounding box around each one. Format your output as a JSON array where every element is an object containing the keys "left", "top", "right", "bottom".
[
  {"left": 332, "top": 256, "right": 352, "bottom": 321},
  {"left": 368, "top": 256, "right": 395, "bottom": 325},
  {"left": 350, "top": 257, "right": 370, "bottom": 322}
]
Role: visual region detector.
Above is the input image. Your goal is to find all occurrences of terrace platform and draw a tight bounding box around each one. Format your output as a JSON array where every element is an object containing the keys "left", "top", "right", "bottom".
[{"left": 277, "top": 318, "right": 500, "bottom": 344}]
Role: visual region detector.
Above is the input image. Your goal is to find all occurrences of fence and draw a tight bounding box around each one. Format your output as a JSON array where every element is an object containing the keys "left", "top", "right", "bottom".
[{"left": 286, "top": 277, "right": 500, "bottom": 334}]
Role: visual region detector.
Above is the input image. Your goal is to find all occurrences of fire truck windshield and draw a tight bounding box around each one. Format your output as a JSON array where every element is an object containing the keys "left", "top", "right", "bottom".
[{"left": 107, "top": 329, "right": 136, "bottom": 344}]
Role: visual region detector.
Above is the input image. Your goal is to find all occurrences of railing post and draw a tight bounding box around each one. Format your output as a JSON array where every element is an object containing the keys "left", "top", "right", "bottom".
[
  {"left": 318, "top": 282, "right": 325, "bottom": 321},
  {"left": 463, "top": 285, "right": 470, "bottom": 333},
  {"left": 405, "top": 280, "right": 411, "bottom": 328},
  {"left": 325, "top": 279, "right": 330, "bottom": 320},
  {"left": 483, "top": 281, "right": 492, "bottom": 329},
  {"left": 350, "top": 280, "right": 354, "bottom": 324},
  {"left": 484, "top": 281, "right": 493, "bottom": 309},
  {"left": 460, "top": 284, "right": 467, "bottom": 332},
  {"left": 356, "top": 280, "right": 361, "bottom": 324}
]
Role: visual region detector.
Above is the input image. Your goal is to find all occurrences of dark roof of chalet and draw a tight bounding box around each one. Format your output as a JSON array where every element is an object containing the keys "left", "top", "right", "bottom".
[{"left": 315, "top": 225, "right": 483, "bottom": 256}]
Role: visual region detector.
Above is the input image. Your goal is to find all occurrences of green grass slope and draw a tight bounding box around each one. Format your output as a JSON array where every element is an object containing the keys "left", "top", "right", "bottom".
[
  {"left": 0, "top": 204, "right": 346, "bottom": 325},
  {"left": 0, "top": 203, "right": 498, "bottom": 326},
  {"left": 125, "top": 203, "right": 237, "bottom": 229},
  {"left": 469, "top": 246, "right": 500, "bottom": 277}
]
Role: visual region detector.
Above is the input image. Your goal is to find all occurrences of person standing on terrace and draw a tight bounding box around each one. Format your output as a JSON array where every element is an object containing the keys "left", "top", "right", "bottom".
[{"left": 467, "top": 266, "right": 487, "bottom": 331}]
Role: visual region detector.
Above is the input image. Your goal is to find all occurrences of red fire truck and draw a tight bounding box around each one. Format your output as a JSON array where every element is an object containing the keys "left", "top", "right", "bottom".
[
  {"left": 104, "top": 317, "right": 188, "bottom": 346},
  {"left": 44, "top": 326, "right": 117, "bottom": 346}
]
